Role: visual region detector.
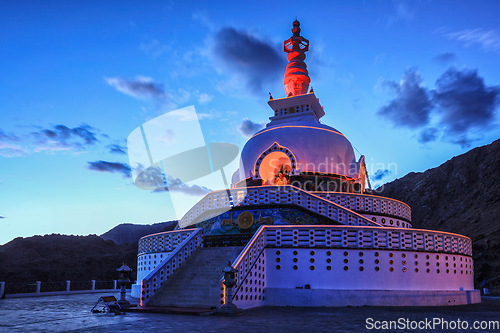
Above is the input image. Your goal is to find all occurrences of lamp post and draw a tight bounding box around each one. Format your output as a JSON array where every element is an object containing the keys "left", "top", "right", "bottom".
[
  {"left": 116, "top": 263, "right": 132, "bottom": 307},
  {"left": 217, "top": 261, "right": 241, "bottom": 315}
]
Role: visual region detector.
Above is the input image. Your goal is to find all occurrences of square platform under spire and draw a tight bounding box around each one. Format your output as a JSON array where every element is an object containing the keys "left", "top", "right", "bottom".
[{"left": 267, "top": 92, "right": 325, "bottom": 123}]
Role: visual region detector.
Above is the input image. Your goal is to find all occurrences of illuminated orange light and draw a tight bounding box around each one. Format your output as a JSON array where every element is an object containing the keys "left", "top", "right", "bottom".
[
  {"left": 205, "top": 184, "right": 410, "bottom": 211},
  {"left": 250, "top": 125, "right": 347, "bottom": 140},
  {"left": 311, "top": 191, "right": 411, "bottom": 210},
  {"left": 262, "top": 224, "right": 471, "bottom": 241},
  {"left": 222, "top": 284, "right": 227, "bottom": 305}
]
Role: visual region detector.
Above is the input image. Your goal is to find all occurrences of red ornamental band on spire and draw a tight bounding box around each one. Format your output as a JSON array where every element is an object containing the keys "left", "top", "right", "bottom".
[{"left": 283, "top": 20, "right": 310, "bottom": 96}]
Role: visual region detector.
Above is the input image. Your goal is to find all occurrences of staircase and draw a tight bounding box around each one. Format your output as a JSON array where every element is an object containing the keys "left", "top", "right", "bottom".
[{"left": 147, "top": 246, "right": 244, "bottom": 308}]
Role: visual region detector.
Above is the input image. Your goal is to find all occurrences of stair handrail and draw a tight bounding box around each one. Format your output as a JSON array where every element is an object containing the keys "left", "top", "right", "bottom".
[
  {"left": 232, "top": 247, "right": 265, "bottom": 300},
  {"left": 228, "top": 225, "right": 267, "bottom": 300},
  {"left": 140, "top": 228, "right": 203, "bottom": 306}
]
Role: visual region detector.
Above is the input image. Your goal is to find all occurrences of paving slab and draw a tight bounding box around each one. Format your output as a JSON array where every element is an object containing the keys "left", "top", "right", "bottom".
[{"left": 1, "top": 292, "right": 499, "bottom": 332}]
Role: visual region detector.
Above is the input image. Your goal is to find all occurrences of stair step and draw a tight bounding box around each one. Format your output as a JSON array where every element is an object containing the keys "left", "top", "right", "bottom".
[{"left": 147, "top": 246, "right": 244, "bottom": 308}]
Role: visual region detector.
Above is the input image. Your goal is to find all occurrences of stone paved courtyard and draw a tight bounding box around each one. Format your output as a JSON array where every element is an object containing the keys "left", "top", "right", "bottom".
[{"left": 1, "top": 293, "right": 499, "bottom": 332}]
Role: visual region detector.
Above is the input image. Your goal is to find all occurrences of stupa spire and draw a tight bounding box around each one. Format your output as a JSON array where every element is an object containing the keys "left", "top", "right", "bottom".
[{"left": 283, "top": 20, "right": 310, "bottom": 96}]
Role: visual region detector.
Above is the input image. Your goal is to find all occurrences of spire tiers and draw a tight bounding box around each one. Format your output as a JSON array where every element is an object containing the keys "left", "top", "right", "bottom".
[
  {"left": 283, "top": 20, "right": 310, "bottom": 96},
  {"left": 268, "top": 21, "right": 323, "bottom": 124}
]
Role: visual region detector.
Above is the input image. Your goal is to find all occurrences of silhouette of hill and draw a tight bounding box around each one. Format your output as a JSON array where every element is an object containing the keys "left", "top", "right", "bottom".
[
  {"left": 100, "top": 221, "right": 177, "bottom": 244},
  {"left": 378, "top": 138, "right": 500, "bottom": 292},
  {"left": 0, "top": 221, "right": 178, "bottom": 284},
  {"left": 0, "top": 234, "right": 138, "bottom": 283}
]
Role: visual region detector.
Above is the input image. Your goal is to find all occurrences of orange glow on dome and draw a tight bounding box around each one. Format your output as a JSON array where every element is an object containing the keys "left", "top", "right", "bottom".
[{"left": 250, "top": 125, "right": 347, "bottom": 140}]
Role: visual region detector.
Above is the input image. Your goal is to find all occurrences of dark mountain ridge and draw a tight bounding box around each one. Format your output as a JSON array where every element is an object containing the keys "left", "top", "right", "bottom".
[
  {"left": 0, "top": 234, "right": 138, "bottom": 283},
  {"left": 100, "top": 220, "right": 177, "bottom": 245},
  {"left": 378, "top": 138, "right": 500, "bottom": 291},
  {"left": 0, "top": 221, "right": 178, "bottom": 283}
]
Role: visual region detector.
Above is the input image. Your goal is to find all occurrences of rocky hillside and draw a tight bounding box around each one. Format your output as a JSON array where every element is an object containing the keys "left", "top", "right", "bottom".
[
  {"left": 0, "top": 234, "right": 138, "bottom": 283},
  {"left": 378, "top": 138, "right": 500, "bottom": 291},
  {"left": 100, "top": 221, "right": 177, "bottom": 245},
  {"left": 0, "top": 221, "right": 178, "bottom": 284}
]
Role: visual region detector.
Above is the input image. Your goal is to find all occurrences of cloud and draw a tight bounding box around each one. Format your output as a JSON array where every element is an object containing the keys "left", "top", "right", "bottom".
[
  {"left": 87, "top": 161, "right": 132, "bottom": 178},
  {"left": 212, "top": 27, "right": 286, "bottom": 94},
  {"left": 433, "top": 68, "right": 500, "bottom": 146},
  {"left": 140, "top": 39, "right": 170, "bottom": 58},
  {"left": 446, "top": 29, "right": 500, "bottom": 52},
  {"left": 1, "top": 124, "right": 103, "bottom": 156},
  {"left": 377, "top": 67, "right": 500, "bottom": 147},
  {"left": 373, "top": 53, "right": 385, "bottom": 66},
  {"left": 238, "top": 118, "right": 265, "bottom": 138},
  {"left": 376, "top": 68, "right": 433, "bottom": 128},
  {"left": 0, "top": 130, "right": 20, "bottom": 142},
  {"left": 154, "top": 176, "right": 213, "bottom": 196},
  {"left": 133, "top": 165, "right": 164, "bottom": 189},
  {"left": 393, "top": 0, "right": 416, "bottom": 20},
  {"left": 0, "top": 142, "right": 27, "bottom": 157},
  {"left": 105, "top": 77, "right": 207, "bottom": 110},
  {"left": 418, "top": 127, "right": 439, "bottom": 143},
  {"left": 447, "top": 135, "right": 476, "bottom": 148},
  {"left": 192, "top": 11, "right": 215, "bottom": 31},
  {"left": 134, "top": 165, "right": 212, "bottom": 196},
  {"left": 372, "top": 169, "right": 391, "bottom": 180},
  {"left": 107, "top": 144, "right": 127, "bottom": 155},
  {"left": 198, "top": 93, "right": 213, "bottom": 104},
  {"left": 167, "top": 108, "right": 211, "bottom": 121},
  {"left": 433, "top": 52, "right": 456, "bottom": 65},
  {"left": 30, "top": 124, "right": 99, "bottom": 153},
  {"left": 33, "top": 124, "right": 98, "bottom": 145},
  {"left": 0, "top": 130, "right": 27, "bottom": 157},
  {"left": 105, "top": 76, "right": 166, "bottom": 100},
  {"left": 385, "top": 0, "right": 419, "bottom": 26}
]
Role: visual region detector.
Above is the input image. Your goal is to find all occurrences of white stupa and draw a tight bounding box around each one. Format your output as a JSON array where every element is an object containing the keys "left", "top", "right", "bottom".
[{"left": 132, "top": 21, "right": 480, "bottom": 309}]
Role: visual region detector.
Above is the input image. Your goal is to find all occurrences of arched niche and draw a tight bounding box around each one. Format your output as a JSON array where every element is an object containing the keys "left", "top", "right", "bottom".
[{"left": 254, "top": 142, "right": 296, "bottom": 185}]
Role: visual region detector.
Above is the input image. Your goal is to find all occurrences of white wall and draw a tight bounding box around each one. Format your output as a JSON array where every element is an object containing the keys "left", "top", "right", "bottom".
[{"left": 265, "top": 248, "right": 474, "bottom": 291}]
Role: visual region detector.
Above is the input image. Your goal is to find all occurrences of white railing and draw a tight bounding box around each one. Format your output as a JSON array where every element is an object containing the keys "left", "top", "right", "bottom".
[
  {"left": 312, "top": 192, "right": 411, "bottom": 221},
  {"left": 138, "top": 229, "right": 196, "bottom": 255},
  {"left": 180, "top": 185, "right": 383, "bottom": 229},
  {"left": 262, "top": 225, "right": 472, "bottom": 256},
  {"left": 222, "top": 226, "right": 267, "bottom": 309},
  {"left": 140, "top": 228, "right": 203, "bottom": 306}
]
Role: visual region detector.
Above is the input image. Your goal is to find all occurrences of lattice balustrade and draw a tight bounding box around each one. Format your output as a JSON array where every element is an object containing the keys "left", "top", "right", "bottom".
[
  {"left": 313, "top": 192, "right": 411, "bottom": 221},
  {"left": 140, "top": 228, "right": 203, "bottom": 306},
  {"left": 262, "top": 226, "right": 472, "bottom": 256},
  {"left": 138, "top": 229, "right": 196, "bottom": 255},
  {"left": 179, "top": 185, "right": 383, "bottom": 228},
  {"left": 225, "top": 226, "right": 267, "bottom": 308}
]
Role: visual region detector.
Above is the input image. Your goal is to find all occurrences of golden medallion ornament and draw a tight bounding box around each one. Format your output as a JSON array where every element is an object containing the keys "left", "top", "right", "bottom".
[{"left": 237, "top": 211, "right": 254, "bottom": 229}]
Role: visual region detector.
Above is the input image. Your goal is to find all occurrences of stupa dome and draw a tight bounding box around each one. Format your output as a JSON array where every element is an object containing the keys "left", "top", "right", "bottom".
[{"left": 236, "top": 117, "right": 358, "bottom": 186}]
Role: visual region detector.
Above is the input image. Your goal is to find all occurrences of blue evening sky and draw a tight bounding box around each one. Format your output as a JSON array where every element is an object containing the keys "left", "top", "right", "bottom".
[{"left": 1, "top": 0, "right": 500, "bottom": 244}]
